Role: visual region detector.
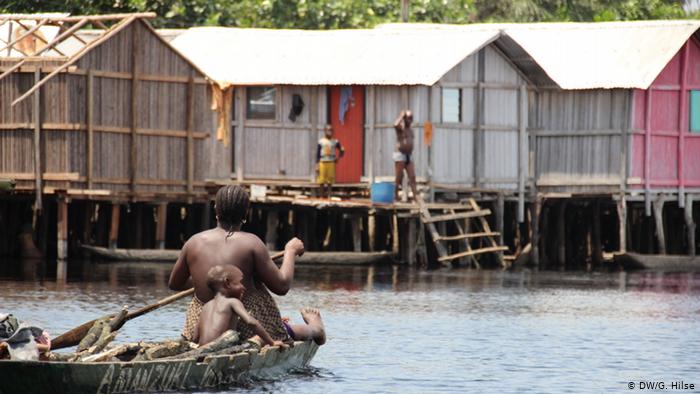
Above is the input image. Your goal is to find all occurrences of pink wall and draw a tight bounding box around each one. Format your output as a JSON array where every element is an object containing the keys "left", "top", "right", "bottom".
[{"left": 632, "top": 35, "right": 700, "bottom": 189}]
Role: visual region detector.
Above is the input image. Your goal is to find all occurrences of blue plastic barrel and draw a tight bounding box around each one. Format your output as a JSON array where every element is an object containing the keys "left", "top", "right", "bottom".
[{"left": 371, "top": 182, "right": 395, "bottom": 204}]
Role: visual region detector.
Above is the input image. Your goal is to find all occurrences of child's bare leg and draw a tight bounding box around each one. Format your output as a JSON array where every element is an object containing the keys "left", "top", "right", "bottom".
[{"left": 288, "top": 308, "right": 326, "bottom": 345}]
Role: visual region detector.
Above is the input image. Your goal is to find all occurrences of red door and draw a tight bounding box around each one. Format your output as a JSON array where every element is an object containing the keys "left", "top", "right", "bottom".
[{"left": 329, "top": 86, "right": 364, "bottom": 183}]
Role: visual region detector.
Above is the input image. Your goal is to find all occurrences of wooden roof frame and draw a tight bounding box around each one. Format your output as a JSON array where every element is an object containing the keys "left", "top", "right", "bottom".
[{"left": 0, "top": 13, "right": 212, "bottom": 107}]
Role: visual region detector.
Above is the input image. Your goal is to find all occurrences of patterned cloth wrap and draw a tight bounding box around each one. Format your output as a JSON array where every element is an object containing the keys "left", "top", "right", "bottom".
[
  {"left": 181, "top": 282, "right": 288, "bottom": 343},
  {"left": 181, "top": 295, "right": 204, "bottom": 342}
]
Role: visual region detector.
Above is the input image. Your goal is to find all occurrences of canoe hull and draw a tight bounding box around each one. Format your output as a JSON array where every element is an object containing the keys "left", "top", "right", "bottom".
[
  {"left": 0, "top": 341, "right": 318, "bottom": 394},
  {"left": 81, "top": 244, "right": 393, "bottom": 265},
  {"left": 614, "top": 252, "right": 700, "bottom": 271}
]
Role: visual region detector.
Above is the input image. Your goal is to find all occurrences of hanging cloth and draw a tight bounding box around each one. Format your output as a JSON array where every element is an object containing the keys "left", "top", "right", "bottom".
[
  {"left": 423, "top": 121, "right": 433, "bottom": 147},
  {"left": 210, "top": 83, "right": 234, "bottom": 147},
  {"left": 339, "top": 86, "right": 353, "bottom": 124}
]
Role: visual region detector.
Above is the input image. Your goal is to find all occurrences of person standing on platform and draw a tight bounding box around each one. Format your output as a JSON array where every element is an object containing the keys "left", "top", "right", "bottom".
[
  {"left": 393, "top": 110, "right": 418, "bottom": 202},
  {"left": 316, "top": 126, "right": 345, "bottom": 199}
]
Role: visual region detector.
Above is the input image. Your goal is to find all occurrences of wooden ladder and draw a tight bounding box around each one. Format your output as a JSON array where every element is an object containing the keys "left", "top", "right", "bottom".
[{"left": 418, "top": 197, "right": 507, "bottom": 267}]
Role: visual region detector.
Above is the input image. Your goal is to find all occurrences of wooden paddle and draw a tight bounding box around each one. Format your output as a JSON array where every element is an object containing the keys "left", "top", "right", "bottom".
[{"left": 52, "top": 250, "right": 287, "bottom": 350}]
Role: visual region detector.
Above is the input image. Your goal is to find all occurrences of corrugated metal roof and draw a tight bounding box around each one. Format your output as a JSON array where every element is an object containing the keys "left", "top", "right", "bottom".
[
  {"left": 381, "top": 20, "right": 700, "bottom": 89},
  {"left": 502, "top": 20, "right": 700, "bottom": 89},
  {"left": 170, "top": 26, "right": 500, "bottom": 86}
]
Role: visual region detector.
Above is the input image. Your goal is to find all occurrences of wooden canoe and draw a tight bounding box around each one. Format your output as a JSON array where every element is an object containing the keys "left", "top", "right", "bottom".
[
  {"left": 0, "top": 341, "right": 318, "bottom": 394},
  {"left": 81, "top": 244, "right": 394, "bottom": 265},
  {"left": 614, "top": 252, "right": 700, "bottom": 272}
]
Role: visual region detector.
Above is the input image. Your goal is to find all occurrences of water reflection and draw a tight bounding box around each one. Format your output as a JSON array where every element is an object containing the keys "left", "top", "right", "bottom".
[
  {"left": 2, "top": 259, "right": 700, "bottom": 296},
  {"left": 1, "top": 260, "right": 699, "bottom": 393}
]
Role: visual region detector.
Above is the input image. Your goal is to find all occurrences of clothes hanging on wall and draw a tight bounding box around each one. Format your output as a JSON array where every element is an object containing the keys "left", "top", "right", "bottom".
[
  {"left": 210, "top": 83, "right": 233, "bottom": 147},
  {"left": 288, "top": 94, "right": 305, "bottom": 121},
  {"left": 339, "top": 86, "right": 354, "bottom": 124}
]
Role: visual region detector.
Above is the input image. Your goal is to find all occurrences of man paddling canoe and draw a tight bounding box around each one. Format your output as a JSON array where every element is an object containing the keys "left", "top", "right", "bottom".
[{"left": 168, "top": 185, "right": 325, "bottom": 344}]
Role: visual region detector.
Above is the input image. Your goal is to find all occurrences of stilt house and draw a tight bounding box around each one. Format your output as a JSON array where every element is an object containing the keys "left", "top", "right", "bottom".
[{"left": 0, "top": 13, "right": 227, "bottom": 206}]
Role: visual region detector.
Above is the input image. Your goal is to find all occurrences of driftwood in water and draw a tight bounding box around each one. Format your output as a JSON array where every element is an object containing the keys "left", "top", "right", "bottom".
[
  {"left": 166, "top": 330, "right": 239, "bottom": 360},
  {"left": 81, "top": 342, "right": 142, "bottom": 363},
  {"left": 132, "top": 339, "right": 194, "bottom": 361}
]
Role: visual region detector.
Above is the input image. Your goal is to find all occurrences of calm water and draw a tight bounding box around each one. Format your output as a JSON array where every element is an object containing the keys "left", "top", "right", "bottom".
[{"left": 1, "top": 260, "right": 700, "bottom": 393}]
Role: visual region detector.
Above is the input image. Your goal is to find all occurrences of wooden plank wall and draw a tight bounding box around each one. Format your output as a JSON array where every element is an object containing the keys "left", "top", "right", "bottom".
[
  {"left": 366, "top": 44, "right": 528, "bottom": 190},
  {"left": 0, "top": 19, "right": 222, "bottom": 198},
  {"left": 532, "top": 88, "right": 630, "bottom": 193},
  {"left": 235, "top": 85, "right": 327, "bottom": 180}
]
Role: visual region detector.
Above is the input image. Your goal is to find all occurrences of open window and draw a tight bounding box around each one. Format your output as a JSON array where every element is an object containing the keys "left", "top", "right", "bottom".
[
  {"left": 247, "top": 87, "right": 276, "bottom": 120},
  {"left": 442, "top": 88, "right": 461, "bottom": 123}
]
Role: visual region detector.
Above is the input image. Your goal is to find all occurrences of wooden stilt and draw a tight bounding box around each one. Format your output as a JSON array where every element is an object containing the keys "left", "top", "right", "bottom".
[
  {"left": 109, "top": 203, "right": 120, "bottom": 249},
  {"left": 557, "top": 200, "right": 567, "bottom": 269},
  {"left": 57, "top": 197, "right": 68, "bottom": 260},
  {"left": 652, "top": 195, "right": 666, "bottom": 254},
  {"left": 367, "top": 210, "right": 376, "bottom": 252},
  {"left": 201, "top": 202, "right": 211, "bottom": 231},
  {"left": 82, "top": 201, "right": 94, "bottom": 258},
  {"left": 531, "top": 197, "right": 542, "bottom": 268},
  {"left": 592, "top": 199, "right": 602, "bottom": 267},
  {"left": 265, "top": 210, "right": 278, "bottom": 250},
  {"left": 540, "top": 202, "right": 550, "bottom": 268},
  {"left": 155, "top": 203, "right": 167, "bottom": 249},
  {"left": 417, "top": 221, "right": 428, "bottom": 268},
  {"left": 392, "top": 212, "right": 400, "bottom": 255},
  {"left": 617, "top": 196, "right": 627, "bottom": 253},
  {"left": 495, "top": 192, "right": 505, "bottom": 247},
  {"left": 134, "top": 203, "right": 143, "bottom": 249},
  {"left": 685, "top": 195, "right": 695, "bottom": 256},
  {"left": 407, "top": 218, "right": 416, "bottom": 265},
  {"left": 351, "top": 215, "right": 362, "bottom": 252}
]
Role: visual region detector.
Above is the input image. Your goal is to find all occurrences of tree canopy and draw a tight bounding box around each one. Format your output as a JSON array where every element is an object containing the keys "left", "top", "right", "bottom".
[{"left": 0, "top": 0, "right": 693, "bottom": 29}]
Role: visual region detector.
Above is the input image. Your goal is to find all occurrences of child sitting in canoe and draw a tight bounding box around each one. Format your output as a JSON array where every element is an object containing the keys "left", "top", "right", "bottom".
[
  {"left": 196, "top": 265, "right": 286, "bottom": 348},
  {"left": 197, "top": 265, "right": 326, "bottom": 347}
]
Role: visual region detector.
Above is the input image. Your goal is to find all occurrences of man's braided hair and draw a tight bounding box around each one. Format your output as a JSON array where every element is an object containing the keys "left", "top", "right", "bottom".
[{"left": 215, "top": 185, "right": 250, "bottom": 239}]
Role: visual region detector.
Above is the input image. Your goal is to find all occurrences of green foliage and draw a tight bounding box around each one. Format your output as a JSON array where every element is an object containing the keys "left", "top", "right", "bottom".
[{"left": 0, "top": 0, "right": 693, "bottom": 29}]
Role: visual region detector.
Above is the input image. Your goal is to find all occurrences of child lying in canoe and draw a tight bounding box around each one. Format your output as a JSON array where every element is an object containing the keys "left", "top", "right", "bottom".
[{"left": 196, "top": 265, "right": 326, "bottom": 347}]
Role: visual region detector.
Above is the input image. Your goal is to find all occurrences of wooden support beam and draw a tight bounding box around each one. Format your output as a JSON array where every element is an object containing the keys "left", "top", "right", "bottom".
[
  {"left": 531, "top": 197, "right": 542, "bottom": 267},
  {"left": 435, "top": 231, "right": 500, "bottom": 242},
  {"left": 109, "top": 204, "right": 120, "bottom": 249},
  {"left": 685, "top": 195, "right": 695, "bottom": 256},
  {"left": 391, "top": 212, "right": 400, "bottom": 255},
  {"left": 129, "top": 23, "right": 140, "bottom": 196},
  {"left": 467, "top": 198, "right": 505, "bottom": 268},
  {"left": 496, "top": 192, "right": 505, "bottom": 247},
  {"left": 438, "top": 246, "right": 509, "bottom": 262},
  {"left": 368, "top": 86, "right": 376, "bottom": 184},
  {"left": 3, "top": 13, "right": 156, "bottom": 22},
  {"left": 33, "top": 68, "right": 42, "bottom": 211},
  {"left": 517, "top": 84, "right": 527, "bottom": 223},
  {"left": 86, "top": 69, "right": 94, "bottom": 189},
  {"left": 617, "top": 196, "right": 627, "bottom": 253},
  {"left": 235, "top": 88, "right": 245, "bottom": 182},
  {"left": 367, "top": 210, "right": 376, "bottom": 252},
  {"left": 407, "top": 218, "right": 416, "bottom": 265},
  {"left": 351, "top": 216, "right": 362, "bottom": 253},
  {"left": 57, "top": 197, "right": 68, "bottom": 260},
  {"left": 652, "top": 195, "right": 666, "bottom": 254},
  {"left": 186, "top": 75, "right": 194, "bottom": 195},
  {"left": 421, "top": 209, "right": 491, "bottom": 223},
  {"left": 0, "top": 18, "right": 49, "bottom": 53},
  {"left": 557, "top": 201, "right": 567, "bottom": 269},
  {"left": 591, "top": 200, "right": 603, "bottom": 267},
  {"left": 155, "top": 203, "right": 167, "bottom": 249},
  {"left": 265, "top": 210, "right": 278, "bottom": 250}
]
